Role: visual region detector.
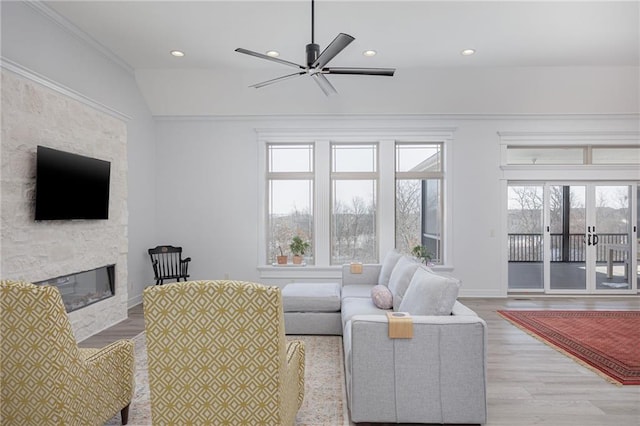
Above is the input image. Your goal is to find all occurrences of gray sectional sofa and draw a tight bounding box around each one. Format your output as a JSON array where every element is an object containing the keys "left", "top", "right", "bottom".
[{"left": 283, "top": 250, "right": 488, "bottom": 424}]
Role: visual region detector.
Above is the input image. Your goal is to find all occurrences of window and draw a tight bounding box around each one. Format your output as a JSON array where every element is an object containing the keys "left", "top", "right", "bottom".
[
  {"left": 331, "top": 144, "right": 378, "bottom": 264},
  {"left": 266, "top": 144, "right": 314, "bottom": 264},
  {"left": 505, "top": 145, "right": 640, "bottom": 165},
  {"left": 395, "top": 143, "right": 444, "bottom": 263},
  {"left": 259, "top": 129, "right": 453, "bottom": 271}
]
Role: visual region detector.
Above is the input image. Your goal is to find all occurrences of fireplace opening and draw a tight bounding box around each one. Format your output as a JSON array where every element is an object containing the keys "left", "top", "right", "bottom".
[{"left": 36, "top": 265, "right": 115, "bottom": 312}]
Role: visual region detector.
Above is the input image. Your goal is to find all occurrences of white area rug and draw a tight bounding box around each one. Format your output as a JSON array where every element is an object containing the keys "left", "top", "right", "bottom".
[{"left": 106, "top": 333, "right": 349, "bottom": 425}]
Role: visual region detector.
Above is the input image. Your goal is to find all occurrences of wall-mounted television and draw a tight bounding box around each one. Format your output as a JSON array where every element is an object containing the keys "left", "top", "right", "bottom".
[{"left": 35, "top": 146, "right": 111, "bottom": 220}]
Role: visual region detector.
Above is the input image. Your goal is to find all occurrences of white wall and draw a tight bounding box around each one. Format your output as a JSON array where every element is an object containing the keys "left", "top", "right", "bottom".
[
  {"left": 1, "top": 1, "right": 158, "bottom": 306},
  {"left": 154, "top": 114, "right": 638, "bottom": 297},
  {"left": 138, "top": 66, "right": 639, "bottom": 116}
]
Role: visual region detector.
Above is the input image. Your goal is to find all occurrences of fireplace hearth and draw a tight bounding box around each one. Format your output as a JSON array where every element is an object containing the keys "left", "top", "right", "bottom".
[{"left": 36, "top": 265, "right": 115, "bottom": 313}]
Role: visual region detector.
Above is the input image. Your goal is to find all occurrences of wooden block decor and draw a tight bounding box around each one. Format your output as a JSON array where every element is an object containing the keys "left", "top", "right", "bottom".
[{"left": 386, "top": 312, "right": 413, "bottom": 339}]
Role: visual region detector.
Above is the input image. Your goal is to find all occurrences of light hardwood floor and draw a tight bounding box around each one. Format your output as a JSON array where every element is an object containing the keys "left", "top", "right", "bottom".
[{"left": 80, "top": 297, "right": 640, "bottom": 426}]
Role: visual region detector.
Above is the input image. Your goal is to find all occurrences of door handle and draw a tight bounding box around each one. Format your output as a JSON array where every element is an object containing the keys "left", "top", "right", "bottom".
[
  {"left": 593, "top": 234, "right": 599, "bottom": 246},
  {"left": 587, "top": 234, "right": 592, "bottom": 246}
]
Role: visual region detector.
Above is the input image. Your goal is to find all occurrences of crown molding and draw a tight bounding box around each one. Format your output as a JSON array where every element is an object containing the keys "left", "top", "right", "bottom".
[
  {"left": 153, "top": 113, "right": 640, "bottom": 122},
  {"left": 24, "top": 0, "right": 134, "bottom": 75},
  {"left": 255, "top": 127, "right": 458, "bottom": 141},
  {"left": 1, "top": 58, "right": 131, "bottom": 122}
]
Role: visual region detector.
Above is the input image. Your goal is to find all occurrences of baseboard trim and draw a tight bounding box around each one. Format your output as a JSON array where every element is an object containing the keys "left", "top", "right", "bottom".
[{"left": 128, "top": 294, "right": 143, "bottom": 309}]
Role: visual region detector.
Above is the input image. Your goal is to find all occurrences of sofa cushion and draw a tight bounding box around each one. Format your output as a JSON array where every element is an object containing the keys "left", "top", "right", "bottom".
[
  {"left": 342, "top": 284, "right": 376, "bottom": 299},
  {"left": 378, "top": 249, "right": 403, "bottom": 287},
  {"left": 282, "top": 282, "right": 341, "bottom": 312},
  {"left": 387, "top": 256, "right": 420, "bottom": 310},
  {"left": 370, "top": 285, "right": 393, "bottom": 309},
  {"left": 398, "top": 267, "right": 461, "bottom": 315},
  {"left": 341, "top": 297, "right": 390, "bottom": 328}
]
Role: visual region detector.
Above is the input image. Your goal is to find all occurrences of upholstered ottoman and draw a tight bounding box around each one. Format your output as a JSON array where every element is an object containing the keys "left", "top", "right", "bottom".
[{"left": 282, "top": 282, "right": 342, "bottom": 335}]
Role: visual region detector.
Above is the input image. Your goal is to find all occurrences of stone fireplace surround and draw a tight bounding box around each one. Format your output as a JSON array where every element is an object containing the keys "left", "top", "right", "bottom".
[{"left": 1, "top": 65, "right": 129, "bottom": 342}]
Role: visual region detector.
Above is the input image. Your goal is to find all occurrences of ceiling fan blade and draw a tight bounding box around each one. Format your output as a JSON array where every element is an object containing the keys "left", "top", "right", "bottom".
[
  {"left": 312, "top": 73, "right": 337, "bottom": 96},
  {"left": 235, "top": 48, "right": 306, "bottom": 70},
  {"left": 323, "top": 67, "right": 395, "bottom": 76},
  {"left": 250, "top": 71, "right": 306, "bottom": 89},
  {"left": 311, "top": 33, "right": 355, "bottom": 69}
]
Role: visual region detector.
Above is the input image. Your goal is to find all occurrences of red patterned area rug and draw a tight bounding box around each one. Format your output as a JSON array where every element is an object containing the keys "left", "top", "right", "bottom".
[{"left": 497, "top": 310, "right": 640, "bottom": 385}]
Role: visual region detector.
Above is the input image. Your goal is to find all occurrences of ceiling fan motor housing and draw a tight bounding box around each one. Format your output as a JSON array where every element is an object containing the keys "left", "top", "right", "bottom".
[{"left": 306, "top": 43, "right": 320, "bottom": 67}]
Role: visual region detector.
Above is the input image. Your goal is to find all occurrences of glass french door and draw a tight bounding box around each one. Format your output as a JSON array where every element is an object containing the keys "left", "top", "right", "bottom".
[
  {"left": 548, "top": 184, "right": 587, "bottom": 291},
  {"left": 592, "top": 185, "right": 635, "bottom": 291},
  {"left": 508, "top": 182, "right": 638, "bottom": 294}
]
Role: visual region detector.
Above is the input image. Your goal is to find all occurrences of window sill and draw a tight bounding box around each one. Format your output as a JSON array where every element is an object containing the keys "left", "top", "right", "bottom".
[
  {"left": 429, "top": 264, "right": 454, "bottom": 273},
  {"left": 257, "top": 263, "right": 454, "bottom": 280},
  {"left": 257, "top": 265, "right": 343, "bottom": 280}
]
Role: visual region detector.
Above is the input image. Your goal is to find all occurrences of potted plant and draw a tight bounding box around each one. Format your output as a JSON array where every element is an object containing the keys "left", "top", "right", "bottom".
[
  {"left": 289, "top": 236, "right": 310, "bottom": 265},
  {"left": 276, "top": 246, "right": 288, "bottom": 265},
  {"left": 411, "top": 245, "right": 433, "bottom": 265}
]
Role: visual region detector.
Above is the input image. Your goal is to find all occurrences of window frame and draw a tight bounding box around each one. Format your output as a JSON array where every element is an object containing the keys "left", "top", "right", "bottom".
[
  {"left": 330, "top": 142, "right": 379, "bottom": 265},
  {"left": 395, "top": 142, "right": 445, "bottom": 263},
  {"left": 266, "top": 143, "right": 315, "bottom": 265},
  {"left": 257, "top": 128, "right": 456, "bottom": 279}
]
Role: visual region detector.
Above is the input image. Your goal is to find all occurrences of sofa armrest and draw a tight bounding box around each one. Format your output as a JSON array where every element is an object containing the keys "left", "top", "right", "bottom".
[
  {"left": 341, "top": 264, "right": 382, "bottom": 286},
  {"left": 344, "top": 314, "right": 487, "bottom": 424},
  {"left": 451, "top": 300, "right": 479, "bottom": 316}
]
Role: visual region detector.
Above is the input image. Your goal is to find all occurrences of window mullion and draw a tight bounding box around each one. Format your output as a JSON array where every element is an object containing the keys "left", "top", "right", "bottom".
[
  {"left": 267, "top": 172, "right": 314, "bottom": 180},
  {"left": 331, "top": 172, "right": 379, "bottom": 180},
  {"left": 379, "top": 140, "right": 396, "bottom": 259},
  {"left": 315, "top": 140, "right": 331, "bottom": 266},
  {"left": 396, "top": 171, "right": 444, "bottom": 180}
]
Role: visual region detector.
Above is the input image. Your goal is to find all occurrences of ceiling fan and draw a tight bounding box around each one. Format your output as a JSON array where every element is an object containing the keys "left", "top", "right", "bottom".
[{"left": 235, "top": 0, "right": 395, "bottom": 96}]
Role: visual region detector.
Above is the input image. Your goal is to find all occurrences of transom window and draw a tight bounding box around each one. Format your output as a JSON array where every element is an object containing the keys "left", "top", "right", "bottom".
[{"left": 505, "top": 145, "right": 640, "bottom": 165}]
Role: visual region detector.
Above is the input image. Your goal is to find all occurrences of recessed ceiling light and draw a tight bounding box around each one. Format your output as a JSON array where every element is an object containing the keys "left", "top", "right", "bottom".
[
  {"left": 363, "top": 50, "right": 377, "bottom": 57},
  {"left": 266, "top": 50, "right": 280, "bottom": 57},
  {"left": 461, "top": 49, "right": 476, "bottom": 56},
  {"left": 170, "top": 50, "right": 185, "bottom": 57}
]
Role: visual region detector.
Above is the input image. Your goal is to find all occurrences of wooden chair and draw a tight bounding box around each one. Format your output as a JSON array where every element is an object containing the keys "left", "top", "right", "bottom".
[{"left": 148, "top": 245, "right": 191, "bottom": 285}]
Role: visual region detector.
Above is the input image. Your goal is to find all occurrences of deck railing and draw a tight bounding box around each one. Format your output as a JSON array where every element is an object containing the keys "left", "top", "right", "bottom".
[{"left": 508, "top": 233, "right": 628, "bottom": 262}]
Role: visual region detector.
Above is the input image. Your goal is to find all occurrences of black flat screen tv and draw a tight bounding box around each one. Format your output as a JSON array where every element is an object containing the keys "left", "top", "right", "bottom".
[{"left": 35, "top": 146, "right": 111, "bottom": 220}]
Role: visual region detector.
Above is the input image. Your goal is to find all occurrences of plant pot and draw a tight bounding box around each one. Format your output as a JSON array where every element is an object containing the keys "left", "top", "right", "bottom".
[
  {"left": 292, "top": 255, "right": 303, "bottom": 265},
  {"left": 276, "top": 255, "right": 288, "bottom": 265}
]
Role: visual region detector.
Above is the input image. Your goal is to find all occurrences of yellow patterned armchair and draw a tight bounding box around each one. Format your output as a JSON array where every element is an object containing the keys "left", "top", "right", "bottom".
[
  {"left": 143, "top": 280, "right": 305, "bottom": 425},
  {"left": 0, "top": 280, "right": 135, "bottom": 425}
]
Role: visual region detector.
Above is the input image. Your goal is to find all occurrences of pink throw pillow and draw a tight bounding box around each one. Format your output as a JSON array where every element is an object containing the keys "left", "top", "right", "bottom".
[{"left": 371, "top": 285, "right": 393, "bottom": 310}]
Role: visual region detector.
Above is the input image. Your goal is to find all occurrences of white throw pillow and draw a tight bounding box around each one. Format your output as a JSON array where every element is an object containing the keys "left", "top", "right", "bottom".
[
  {"left": 371, "top": 285, "right": 393, "bottom": 309},
  {"left": 378, "top": 249, "right": 403, "bottom": 287},
  {"left": 398, "top": 266, "right": 461, "bottom": 316},
  {"left": 387, "top": 256, "right": 420, "bottom": 310}
]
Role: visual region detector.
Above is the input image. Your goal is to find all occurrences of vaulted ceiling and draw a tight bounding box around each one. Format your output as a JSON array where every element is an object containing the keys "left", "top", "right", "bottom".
[
  {"left": 40, "top": 1, "right": 640, "bottom": 115},
  {"left": 46, "top": 1, "right": 638, "bottom": 70}
]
